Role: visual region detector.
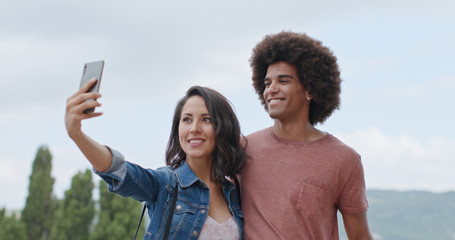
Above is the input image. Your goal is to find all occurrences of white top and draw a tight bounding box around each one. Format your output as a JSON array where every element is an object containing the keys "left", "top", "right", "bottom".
[{"left": 198, "top": 216, "right": 240, "bottom": 240}]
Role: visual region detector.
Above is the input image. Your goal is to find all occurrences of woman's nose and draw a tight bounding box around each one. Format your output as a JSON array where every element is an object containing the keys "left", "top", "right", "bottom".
[{"left": 190, "top": 122, "right": 201, "bottom": 134}]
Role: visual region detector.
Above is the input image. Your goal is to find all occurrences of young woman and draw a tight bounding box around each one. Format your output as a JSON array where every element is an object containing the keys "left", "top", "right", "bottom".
[{"left": 65, "top": 80, "right": 246, "bottom": 239}]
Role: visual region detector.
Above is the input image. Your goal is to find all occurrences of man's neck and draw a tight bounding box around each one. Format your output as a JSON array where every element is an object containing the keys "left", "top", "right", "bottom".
[{"left": 272, "top": 119, "right": 325, "bottom": 142}]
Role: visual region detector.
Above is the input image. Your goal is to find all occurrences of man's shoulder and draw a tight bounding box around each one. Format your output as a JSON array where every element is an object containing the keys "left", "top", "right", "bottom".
[
  {"left": 324, "top": 133, "right": 361, "bottom": 159},
  {"left": 325, "top": 133, "right": 354, "bottom": 148}
]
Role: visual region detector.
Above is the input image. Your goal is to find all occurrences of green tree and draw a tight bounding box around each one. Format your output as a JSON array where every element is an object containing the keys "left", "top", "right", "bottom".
[
  {"left": 90, "top": 180, "right": 146, "bottom": 240},
  {"left": 21, "top": 145, "right": 56, "bottom": 240},
  {"left": 49, "top": 169, "right": 95, "bottom": 240},
  {"left": 0, "top": 208, "right": 26, "bottom": 240}
]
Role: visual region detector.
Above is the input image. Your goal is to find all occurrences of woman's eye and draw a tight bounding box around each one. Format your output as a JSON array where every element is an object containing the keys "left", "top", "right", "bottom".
[
  {"left": 203, "top": 118, "right": 211, "bottom": 123},
  {"left": 182, "top": 117, "right": 191, "bottom": 122}
]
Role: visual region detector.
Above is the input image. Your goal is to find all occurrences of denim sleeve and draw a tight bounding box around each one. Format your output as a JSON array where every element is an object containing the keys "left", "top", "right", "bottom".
[
  {"left": 92, "top": 146, "right": 127, "bottom": 179},
  {"left": 94, "top": 147, "right": 171, "bottom": 202}
]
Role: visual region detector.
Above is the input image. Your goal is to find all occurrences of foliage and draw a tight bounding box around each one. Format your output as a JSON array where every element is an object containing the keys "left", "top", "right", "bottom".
[
  {"left": 1, "top": 145, "right": 148, "bottom": 240},
  {"left": 0, "top": 208, "right": 26, "bottom": 240},
  {"left": 21, "top": 145, "right": 56, "bottom": 240},
  {"left": 49, "top": 169, "right": 95, "bottom": 240},
  {"left": 90, "top": 180, "right": 147, "bottom": 240}
]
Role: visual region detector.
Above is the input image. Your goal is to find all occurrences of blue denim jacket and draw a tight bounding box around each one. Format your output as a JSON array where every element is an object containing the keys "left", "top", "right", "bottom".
[{"left": 96, "top": 149, "right": 244, "bottom": 240}]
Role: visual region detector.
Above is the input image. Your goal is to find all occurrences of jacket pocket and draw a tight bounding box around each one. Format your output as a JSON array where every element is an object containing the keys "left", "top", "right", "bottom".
[{"left": 168, "top": 198, "right": 197, "bottom": 235}]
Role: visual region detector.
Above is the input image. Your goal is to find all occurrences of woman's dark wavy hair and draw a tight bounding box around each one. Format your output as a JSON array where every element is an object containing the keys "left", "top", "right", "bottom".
[
  {"left": 165, "top": 86, "right": 247, "bottom": 183},
  {"left": 250, "top": 31, "right": 342, "bottom": 125}
]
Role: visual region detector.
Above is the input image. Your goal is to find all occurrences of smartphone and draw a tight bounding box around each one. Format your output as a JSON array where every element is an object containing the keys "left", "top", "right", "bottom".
[{"left": 79, "top": 60, "right": 104, "bottom": 113}]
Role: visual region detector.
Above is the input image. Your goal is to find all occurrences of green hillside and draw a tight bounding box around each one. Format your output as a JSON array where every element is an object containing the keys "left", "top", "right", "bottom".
[{"left": 339, "top": 189, "right": 455, "bottom": 240}]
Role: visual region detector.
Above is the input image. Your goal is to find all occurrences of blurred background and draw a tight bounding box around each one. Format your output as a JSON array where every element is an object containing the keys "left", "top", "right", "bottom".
[{"left": 1, "top": 0, "right": 454, "bottom": 239}]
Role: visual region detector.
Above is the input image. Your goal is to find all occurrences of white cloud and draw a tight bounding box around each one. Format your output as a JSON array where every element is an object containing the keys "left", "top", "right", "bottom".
[{"left": 336, "top": 127, "right": 455, "bottom": 192}]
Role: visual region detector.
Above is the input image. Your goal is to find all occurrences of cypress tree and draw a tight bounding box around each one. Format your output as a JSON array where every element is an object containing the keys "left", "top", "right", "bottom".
[
  {"left": 49, "top": 169, "right": 95, "bottom": 240},
  {"left": 21, "top": 145, "right": 55, "bottom": 240},
  {"left": 90, "top": 180, "right": 146, "bottom": 240}
]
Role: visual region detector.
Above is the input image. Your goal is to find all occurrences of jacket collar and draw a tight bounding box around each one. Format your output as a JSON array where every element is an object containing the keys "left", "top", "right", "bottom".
[
  {"left": 175, "top": 161, "right": 200, "bottom": 188},
  {"left": 175, "top": 161, "right": 234, "bottom": 189}
]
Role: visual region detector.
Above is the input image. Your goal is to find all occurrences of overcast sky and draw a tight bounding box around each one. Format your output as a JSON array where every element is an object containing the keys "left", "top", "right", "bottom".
[{"left": 1, "top": 0, "right": 454, "bottom": 210}]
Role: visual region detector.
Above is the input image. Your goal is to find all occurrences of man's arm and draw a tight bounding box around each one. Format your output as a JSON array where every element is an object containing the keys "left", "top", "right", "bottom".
[{"left": 341, "top": 211, "right": 373, "bottom": 240}]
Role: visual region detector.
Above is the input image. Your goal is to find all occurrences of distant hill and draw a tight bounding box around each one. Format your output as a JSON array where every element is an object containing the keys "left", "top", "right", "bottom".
[{"left": 339, "top": 189, "right": 455, "bottom": 240}]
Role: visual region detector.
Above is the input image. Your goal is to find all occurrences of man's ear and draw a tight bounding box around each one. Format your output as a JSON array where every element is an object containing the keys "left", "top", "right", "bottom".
[{"left": 305, "top": 92, "right": 312, "bottom": 101}]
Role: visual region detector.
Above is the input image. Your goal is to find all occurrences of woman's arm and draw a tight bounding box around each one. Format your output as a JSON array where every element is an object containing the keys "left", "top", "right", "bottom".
[{"left": 65, "top": 77, "right": 112, "bottom": 172}]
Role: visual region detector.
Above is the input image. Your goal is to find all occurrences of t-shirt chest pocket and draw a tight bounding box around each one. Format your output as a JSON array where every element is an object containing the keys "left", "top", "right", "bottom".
[{"left": 297, "top": 178, "right": 331, "bottom": 218}]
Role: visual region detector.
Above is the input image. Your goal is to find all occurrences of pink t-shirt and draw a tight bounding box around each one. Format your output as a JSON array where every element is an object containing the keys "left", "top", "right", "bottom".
[{"left": 240, "top": 128, "right": 368, "bottom": 239}]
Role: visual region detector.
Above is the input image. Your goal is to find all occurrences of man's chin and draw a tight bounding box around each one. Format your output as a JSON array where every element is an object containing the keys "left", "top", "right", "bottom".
[{"left": 267, "top": 110, "right": 281, "bottom": 120}]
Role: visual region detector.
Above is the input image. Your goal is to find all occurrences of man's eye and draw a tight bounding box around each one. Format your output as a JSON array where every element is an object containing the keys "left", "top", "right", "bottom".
[{"left": 264, "top": 81, "right": 271, "bottom": 87}]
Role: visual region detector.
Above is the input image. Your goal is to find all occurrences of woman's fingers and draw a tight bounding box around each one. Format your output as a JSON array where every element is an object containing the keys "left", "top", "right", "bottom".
[
  {"left": 66, "top": 79, "right": 102, "bottom": 116},
  {"left": 68, "top": 78, "right": 97, "bottom": 99},
  {"left": 77, "top": 100, "right": 102, "bottom": 114},
  {"left": 65, "top": 99, "right": 103, "bottom": 138},
  {"left": 67, "top": 92, "right": 101, "bottom": 111},
  {"left": 80, "top": 77, "right": 98, "bottom": 93},
  {"left": 65, "top": 81, "right": 103, "bottom": 139}
]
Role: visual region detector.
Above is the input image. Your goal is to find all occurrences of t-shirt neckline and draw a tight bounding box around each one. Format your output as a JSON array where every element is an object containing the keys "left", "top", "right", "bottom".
[{"left": 268, "top": 127, "right": 330, "bottom": 146}]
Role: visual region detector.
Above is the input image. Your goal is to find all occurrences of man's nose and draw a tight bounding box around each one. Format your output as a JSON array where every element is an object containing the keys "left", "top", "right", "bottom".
[{"left": 268, "top": 81, "right": 279, "bottom": 94}]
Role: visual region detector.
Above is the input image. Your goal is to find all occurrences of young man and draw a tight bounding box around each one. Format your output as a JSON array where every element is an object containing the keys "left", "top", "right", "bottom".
[{"left": 240, "top": 31, "right": 373, "bottom": 239}]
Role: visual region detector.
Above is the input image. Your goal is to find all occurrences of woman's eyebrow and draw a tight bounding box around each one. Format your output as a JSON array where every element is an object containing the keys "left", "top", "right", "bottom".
[{"left": 182, "top": 113, "right": 210, "bottom": 116}]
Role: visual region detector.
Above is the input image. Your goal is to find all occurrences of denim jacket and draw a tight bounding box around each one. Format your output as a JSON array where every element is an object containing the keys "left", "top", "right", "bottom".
[{"left": 96, "top": 148, "right": 244, "bottom": 240}]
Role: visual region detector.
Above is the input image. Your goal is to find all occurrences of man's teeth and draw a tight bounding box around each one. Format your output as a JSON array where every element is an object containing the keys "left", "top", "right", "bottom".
[
  {"left": 270, "top": 99, "right": 282, "bottom": 103},
  {"left": 189, "top": 139, "right": 203, "bottom": 143}
]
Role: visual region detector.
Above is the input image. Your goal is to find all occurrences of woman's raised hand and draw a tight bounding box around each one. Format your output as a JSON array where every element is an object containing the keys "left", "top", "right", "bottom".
[{"left": 65, "top": 78, "right": 102, "bottom": 140}]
